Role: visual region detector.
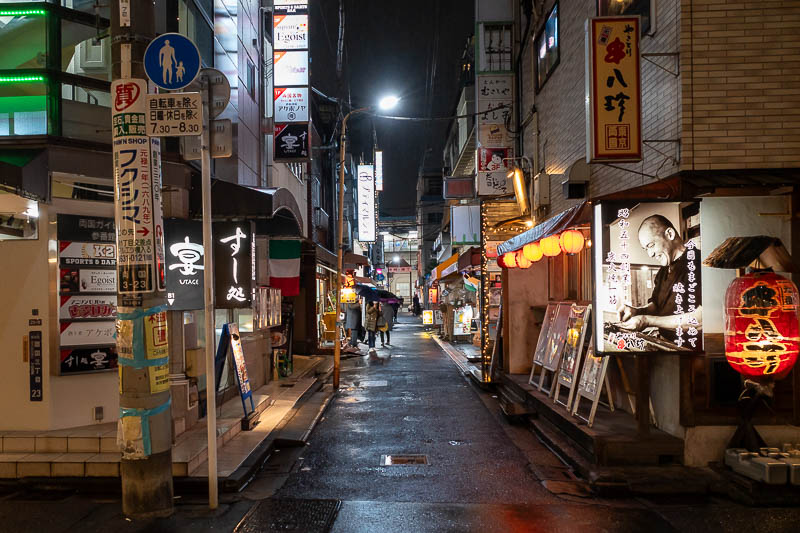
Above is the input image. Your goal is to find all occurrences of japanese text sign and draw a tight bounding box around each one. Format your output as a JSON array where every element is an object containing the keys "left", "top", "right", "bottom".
[
  {"left": 112, "top": 78, "right": 157, "bottom": 293},
  {"left": 145, "top": 93, "right": 202, "bottom": 136},
  {"left": 586, "top": 17, "right": 642, "bottom": 163},
  {"left": 164, "top": 218, "right": 204, "bottom": 311},
  {"left": 357, "top": 165, "right": 376, "bottom": 243},
  {"left": 213, "top": 221, "right": 253, "bottom": 309},
  {"left": 592, "top": 201, "right": 702, "bottom": 354},
  {"left": 273, "top": 87, "right": 309, "bottom": 122}
]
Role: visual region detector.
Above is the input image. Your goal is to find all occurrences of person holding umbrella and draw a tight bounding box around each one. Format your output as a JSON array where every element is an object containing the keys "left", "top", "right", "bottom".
[
  {"left": 379, "top": 300, "right": 394, "bottom": 346},
  {"left": 365, "top": 301, "right": 379, "bottom": 352},
  {"left": 345, "top": 300, "right": 362, "bottom": 352}
]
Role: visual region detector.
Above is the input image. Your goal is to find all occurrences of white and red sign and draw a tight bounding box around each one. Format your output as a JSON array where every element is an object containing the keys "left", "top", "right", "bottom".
[
  {"left": 59, "top": 241, "right": 116, "bottom": 267},
  {"left": 112, "top": 78, "right": 157, "bottom": 293},
  {"left": 274, "top": 51, "right": 309, "bottom": 86},
  {"left": 274, "top": 87, "right": 309, "bottom": 122},
  {"left": 59, "top": 295, "right": 118, "bottom": 320},
  {"left": 79, "top": 269, "right": 117, "bottom": 293},
  {"left": 273, "top": 14, "right": 308, "bottom": 49},
  {"left": 60, "top": 320, "right": 117, "bottom": 347}
]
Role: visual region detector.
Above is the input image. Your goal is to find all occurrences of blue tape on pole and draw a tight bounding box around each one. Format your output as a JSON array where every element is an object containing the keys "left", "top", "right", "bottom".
[
  {"left": 119, "top": 398, "right": 172, "bottom": 457},
  {"left": 117, "top": 305, "right": 169, "bottom": 368}
]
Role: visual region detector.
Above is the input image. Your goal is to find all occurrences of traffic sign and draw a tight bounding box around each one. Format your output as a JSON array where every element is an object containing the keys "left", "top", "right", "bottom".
[
  {"left": 144, "top": 33, "right": 201, "bottom": 91},
  {"left": 146, "top": 93, "right": 202, "bottom": 136},
  {"left": 180, "top": 119, "right": 233, "bottom": 160}
]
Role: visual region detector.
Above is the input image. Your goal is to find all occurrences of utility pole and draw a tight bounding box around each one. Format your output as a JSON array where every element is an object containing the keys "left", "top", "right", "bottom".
[{"left": 111, "top": 1, "right": 174, "bottom": 518}]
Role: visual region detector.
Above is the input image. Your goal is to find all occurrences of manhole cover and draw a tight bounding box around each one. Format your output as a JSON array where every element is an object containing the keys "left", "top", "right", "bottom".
[
  {"left": 380, "top": 454, "right": 428, "bottom": 465},
  {"left": 235, "top": 498, "right": 340, "bottom": 533}
]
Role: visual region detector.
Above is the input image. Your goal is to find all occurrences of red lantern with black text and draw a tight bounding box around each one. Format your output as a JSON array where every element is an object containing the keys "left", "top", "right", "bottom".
[
  {"left": 516, "top": 250, "right": 532, "bottom": 269},
  {"left": 724, "top": 271, "right": 800, "bottom": 381},
  {"left": 559, "top": 229, "right": 585, "bottom": 254},
  {"left": 540, "top": 235, "right": 562, "bottom": 257}
]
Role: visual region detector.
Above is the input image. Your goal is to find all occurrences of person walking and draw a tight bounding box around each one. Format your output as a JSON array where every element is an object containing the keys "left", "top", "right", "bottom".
[
  {"left": 413, "top": 294, "right": 421, "bottom": 316},
  {"left": 379, "top": 300, "right": 394, "bottom": 346},
  {"left": 365, "top": 301, "right": 379, "bottom": 350},
  {"left": 345, "top": 300, "right": 362, "bottom": 351}
]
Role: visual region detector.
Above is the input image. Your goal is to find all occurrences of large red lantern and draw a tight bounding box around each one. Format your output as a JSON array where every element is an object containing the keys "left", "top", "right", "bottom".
[
  {"left": 724, "top": 270, "right": 800, "bottom": 381},
  {"left": 516, "top": 250, "right": 532, "bottom": 269},
  {"left": 560, "top": 229, "right": 585, "bottom": 254}
]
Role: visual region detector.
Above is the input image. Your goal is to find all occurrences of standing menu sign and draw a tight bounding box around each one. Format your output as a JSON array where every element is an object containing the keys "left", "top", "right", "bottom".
[
  {"left": 593, "top": 201, "right": 702, "bottom": 353},
  {"left": 57, "top": 214, "right": 119, "bottom": 374},
  {"left": 216, "top": 323, "right": 255, "bottom": 418}
]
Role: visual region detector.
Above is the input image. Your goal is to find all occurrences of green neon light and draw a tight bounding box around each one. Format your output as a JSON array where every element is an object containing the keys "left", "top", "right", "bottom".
[
  {"left": 0, "top": 9, "right": 47, "bottom": 16},
  {"left": 0, "top": 75, "right": 45, "bottom": 83}
]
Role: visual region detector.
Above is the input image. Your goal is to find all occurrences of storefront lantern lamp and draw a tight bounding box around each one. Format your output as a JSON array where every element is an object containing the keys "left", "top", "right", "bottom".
[
  {"left": 559, "top": 229, "right": 585, "bottom": 255},
  {"left": 522, "top": 242, "right": 543, "bottom": 262},
  {"left": 516, "top": 250, "right": 532, "bottom": 269},
  {"left": 724, "top": 270, "right": 800, "bottom": 381},
  {"left": 540, "top": 234, "right": 562, "bottom": 257},
  {"left": 499, "top": 251, "right": 518, "bottom": 268}
]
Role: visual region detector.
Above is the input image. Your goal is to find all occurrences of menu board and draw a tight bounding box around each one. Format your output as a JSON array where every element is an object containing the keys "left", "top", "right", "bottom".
[
  {"left": 532, "top": 303, "right": 559, "bottom": 368},
  {"left": 557, "top": 305, "right": 591, "bottom": 387},
  {"left": 539, "top": 302, "right": 573, "bottom": 372},
  {"left": 578, "top": 339, "right": 605, "bottom": 400},
  {"left": 57, "top": 214, "right": 118, "bottom": 374}
]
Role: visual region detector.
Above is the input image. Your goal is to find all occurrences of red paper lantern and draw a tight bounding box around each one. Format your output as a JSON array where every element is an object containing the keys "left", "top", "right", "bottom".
[
  {"left": 540, "top": 235, "right": 562, "bottom": 257},
  {"left": 559, "top": 229, "right": 585, "bottom": 254},
  {"left": 500, "top": 252, "right": 518, "bottom": 268},
  {"left": 522, "top": 242, "right": 543, "bottom": 262},
  {"left": 724, "top": 271, "right": 800, "bottom": 381},
  {"left": 516, "top": 250, "right": 532, "bottom": 269}
]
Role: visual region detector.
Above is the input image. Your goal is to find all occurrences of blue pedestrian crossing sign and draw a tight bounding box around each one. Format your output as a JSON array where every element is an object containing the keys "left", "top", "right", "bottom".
[{"left": 144, "top": 33, "right": 201, "bottom": 91}]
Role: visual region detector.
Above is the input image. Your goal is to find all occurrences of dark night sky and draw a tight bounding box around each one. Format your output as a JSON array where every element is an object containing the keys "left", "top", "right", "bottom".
[{"left": 311, "top": 1, "right": 474, "bottom": 216}]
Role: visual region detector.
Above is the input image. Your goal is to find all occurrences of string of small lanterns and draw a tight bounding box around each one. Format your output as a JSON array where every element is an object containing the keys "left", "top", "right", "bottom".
[{"left": 498, "top": 228, "right": 587, "bottom": 269}]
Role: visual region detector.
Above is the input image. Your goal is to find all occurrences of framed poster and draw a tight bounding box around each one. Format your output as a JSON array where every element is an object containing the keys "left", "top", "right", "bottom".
[
  {"left": 530, "top": 302, "right": 558, "bottom": 385},
  {"left": 593, "top": 201, "right": 702, "bottom": 353},
  {"left": 555, "top": 304, "right": 592, "bottom": 410},
  {"left": 572, "top": 334, "right": 614, "bottom": 427},
  {"left": 542, "top": 302, "right": 573, "bottom": 372}
]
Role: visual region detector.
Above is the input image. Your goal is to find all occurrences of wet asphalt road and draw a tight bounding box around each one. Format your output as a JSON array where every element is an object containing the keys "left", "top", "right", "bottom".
[{"left": 2, "top": 313, "right": 799, "bottom": 532}]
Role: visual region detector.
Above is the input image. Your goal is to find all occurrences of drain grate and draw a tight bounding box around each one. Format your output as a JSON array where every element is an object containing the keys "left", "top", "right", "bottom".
[
  {"left": 380, "top": 454, "right": 428, "bottom": 465},
  {"left": 235, "top": 498, "right": 340, "bottom": 533}
]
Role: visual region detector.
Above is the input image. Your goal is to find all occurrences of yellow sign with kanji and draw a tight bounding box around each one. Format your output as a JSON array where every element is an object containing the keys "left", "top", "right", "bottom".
[
  {"left": 145, "top": 311, "right": 169, "bottom": 360},
  {"left": 587, "top": 17, "right": 642, "bottom": 163}
]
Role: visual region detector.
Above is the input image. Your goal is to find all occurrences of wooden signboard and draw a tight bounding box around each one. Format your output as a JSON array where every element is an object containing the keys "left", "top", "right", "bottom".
[
  {"left": 554, "top": 304, "right": 591, "bottom": 411},
  {"left": 571, "top": 335, "right": 614, "bottom": 428},
  {"left": 529, "top": 302, "right": 559, "bottom": 386},
  {"left": 538, "top": 302, "right": 573, "bottom": 394}
]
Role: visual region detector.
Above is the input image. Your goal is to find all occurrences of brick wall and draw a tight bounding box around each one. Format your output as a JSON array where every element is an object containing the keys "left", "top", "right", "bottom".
[
  {"left": 681, "top": 0, "right": 800, "bottom": 170},
  {"left": 522, "top": 0, "right": 682, "bottom": 217}
]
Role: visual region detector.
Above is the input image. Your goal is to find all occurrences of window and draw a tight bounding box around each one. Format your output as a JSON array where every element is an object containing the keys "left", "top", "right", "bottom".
[
  {"left": 427, "top": 212, "right": 443, "bottom": 225},
  {"left": 534, "top": 3, "right": 559, "bottom": 91},
  {"left": 61, "top": 19, "right": 110, "bottom": 81},
  {"left": 0, "top": 78, "right": 49, "bottom": 136},
  {"left": 479, "top": 23, "right": 512, "bottom": 72},
  {"left": 0, "top": 12, "right": 47, "bottom": 70},
  {"left": 598, "top": 0, "right": 653, "bottom": 35}
]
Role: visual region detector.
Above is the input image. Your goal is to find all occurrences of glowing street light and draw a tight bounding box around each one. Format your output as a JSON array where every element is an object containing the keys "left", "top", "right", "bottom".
[{"left": 378, "top": 95, "right": 401, "bottom": 110}]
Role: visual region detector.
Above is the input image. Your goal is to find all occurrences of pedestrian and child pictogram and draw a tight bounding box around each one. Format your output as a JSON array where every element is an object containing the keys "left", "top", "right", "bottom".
[{"left": 143, "top": 33, "right": 201, "bottom": 91}]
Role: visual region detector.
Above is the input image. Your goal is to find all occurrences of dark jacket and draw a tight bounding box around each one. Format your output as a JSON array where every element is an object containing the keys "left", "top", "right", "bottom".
[
  {"left": 345, "top": 303, "right": 362, "bottom": 329},
  {"left": 365, "top": 304, "right": 379, "bottom": 332}
]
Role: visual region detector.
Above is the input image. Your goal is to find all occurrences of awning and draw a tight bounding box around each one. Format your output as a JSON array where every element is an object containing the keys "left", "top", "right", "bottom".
[
  {"left": 498, "top": 201, "right": 591, "bottom": 256},
  {"left": 433, "top": 253, "right": 459, "bottom": 281},
  {"left": 592, "top": 168, "right": 800, "bottom": 203},
  {"left": 458, "top": 247, "right": 481, "bottom": 271},
  {"left": 353, "top": 276, "right": 375, "bottom": 286},
  {"left": 189, "top": 178, "right": 303, "bottom": 236},
  {"left": 344, "top": 252, "right": 370, "bottom": 267},
  {"left": 315, "top": 243, "right": 337, "bottom": 268}
]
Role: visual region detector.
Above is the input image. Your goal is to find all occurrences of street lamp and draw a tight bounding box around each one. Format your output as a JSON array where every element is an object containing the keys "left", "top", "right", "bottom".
[{"left": 334, "top": 96, "right": 400, "bottom": 390}]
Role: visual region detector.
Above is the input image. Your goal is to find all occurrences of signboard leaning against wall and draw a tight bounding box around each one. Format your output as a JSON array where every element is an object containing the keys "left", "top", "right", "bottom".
[{"left": 593, "top": 201, "right": 702, "bottom": 354}]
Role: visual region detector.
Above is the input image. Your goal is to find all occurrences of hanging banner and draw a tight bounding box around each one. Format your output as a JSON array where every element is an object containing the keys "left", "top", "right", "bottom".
[
  {"left": 357, "top": 164, "right": 376, "bottom": 243},
  {"left": 593, "top": 201, "right": 702, "bottom": 353},
  {"left": 477, "top": 171, "right": 509, "bottom": 196},
  {"left": 112, "top": 78, "right": 157, "bottom": 293},
  {"left": 273, "top": 87, "right": 309, "bottom": 122},
  {"left": 586, "top": 17, "right": 642, "bottom": 163}
]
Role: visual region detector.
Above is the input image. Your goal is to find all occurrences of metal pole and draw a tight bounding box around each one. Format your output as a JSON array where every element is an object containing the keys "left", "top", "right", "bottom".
[
  {"left": 335, "top": 107, "right": 368, "bottom": 390},
  {"left": 200, "top": 76, "right": 219, "bottom": 509}
]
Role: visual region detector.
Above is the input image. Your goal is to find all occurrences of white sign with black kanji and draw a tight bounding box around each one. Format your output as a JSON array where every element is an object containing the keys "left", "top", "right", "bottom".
[{"left": 145, "top": 93, "right": 202, "bottom": 137}]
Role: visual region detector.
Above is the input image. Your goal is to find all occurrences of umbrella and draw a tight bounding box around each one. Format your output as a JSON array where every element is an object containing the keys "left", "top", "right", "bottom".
[{"left": 354, "top": 284, "right": 380, "bottom": 302}]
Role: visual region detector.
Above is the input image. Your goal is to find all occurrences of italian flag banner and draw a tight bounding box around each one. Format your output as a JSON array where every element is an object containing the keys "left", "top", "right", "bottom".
[{"left": 269, "top": 240, "right": 301, "bottom": 297}]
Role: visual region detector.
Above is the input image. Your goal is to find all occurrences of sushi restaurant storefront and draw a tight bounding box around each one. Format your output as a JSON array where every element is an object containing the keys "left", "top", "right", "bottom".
[{"left": 494, "top": 175, "right": 800, "bottom": 468}]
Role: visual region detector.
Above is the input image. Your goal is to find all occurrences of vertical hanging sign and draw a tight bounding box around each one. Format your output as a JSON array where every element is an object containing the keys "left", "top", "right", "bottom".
[
  {"left": 357, "top": 165, "right": 376, "bottom": 243},
  {"left": 375, "top": 150, "right": 384, "bottom": 191},
  {"left": 273, "top": 0, "right": 310, "bottom": 163},
  {"left": 112, "top": 78, "right": 157, "bottom": 293},
  {"left": 586, "top": 17, "right": 642, "bottom": 163},
  {"left": 213, "top": 221, "right": 253, "bottom": 308}
]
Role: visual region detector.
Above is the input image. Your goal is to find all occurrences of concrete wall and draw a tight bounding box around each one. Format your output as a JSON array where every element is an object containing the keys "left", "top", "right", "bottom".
[
  {"left": 685, "top": 425, "right": 800, "bottom": 467},
  {"left": 506, "top": 260, "right": 549, "bottom": 374}
]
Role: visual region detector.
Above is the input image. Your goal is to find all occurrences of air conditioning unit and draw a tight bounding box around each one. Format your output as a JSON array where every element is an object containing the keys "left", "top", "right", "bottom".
[{"left": 532, "top": 173, "right": 550, "bottom": 210}]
